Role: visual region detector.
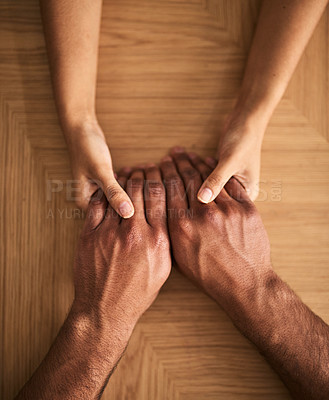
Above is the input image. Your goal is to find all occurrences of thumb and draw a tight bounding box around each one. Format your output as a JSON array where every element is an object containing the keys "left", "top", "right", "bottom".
[
  {"left": 197, "top": 162, "right": 234, "bottom": 203},
  {"left": 84, "top": 189, "right": 108, "bottom": 231},
  {"left": 100, "top": 173, "right": 135, "bottom": 219}
]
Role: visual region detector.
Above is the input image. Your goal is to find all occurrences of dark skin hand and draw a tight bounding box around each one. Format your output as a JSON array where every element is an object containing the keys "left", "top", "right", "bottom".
[
  {"left": 16, "top": 166, "right": 171, "bottom": 399},
  {"left": 161, "top": 147, "right": 271, "bottom": 308},
  {"left": 160, "top": 148, "right": 329, "bottom": 400},
  {"left": 15, "top": 151, "right": 329, "bottom": 399}
]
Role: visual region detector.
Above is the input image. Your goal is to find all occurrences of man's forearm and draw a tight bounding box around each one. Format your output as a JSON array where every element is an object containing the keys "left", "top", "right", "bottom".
[
  {"left": 39, "top": 0, "right": 102, "bottom": 132},
  {"left": 16, "top": 305, "right": 135, "bottom": 399},
  {"left": 219, "top": 271, "right": 329, "bottom": 400},
  {"left": 232, "top": 0, "right": 328, "bottom": 128}
]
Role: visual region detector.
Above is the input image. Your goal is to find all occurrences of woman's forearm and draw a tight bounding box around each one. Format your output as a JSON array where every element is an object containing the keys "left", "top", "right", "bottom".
[
  {"left": 233, "top": 0, "right": 328, "bottom": 128},
  {"left": 39, "top": 0, "right": 103, "bottom": 132},
  {"left": 39, "top": 0, "right": 135, "bottom": 215}
]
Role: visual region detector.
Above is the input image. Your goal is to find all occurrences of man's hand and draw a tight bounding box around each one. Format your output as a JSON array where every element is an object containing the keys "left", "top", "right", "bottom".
[
  {"left": 161, "top": 148, "right": 272, "bottom": 309},
  {"left": 162, "top": 149, "right": 329, "bottom": 400},
  {"left": 73, "top": 164, "right": 171, "bottom": 325},
  {"left": 16, "top": 165, "right": 171, "bottom": 399}
]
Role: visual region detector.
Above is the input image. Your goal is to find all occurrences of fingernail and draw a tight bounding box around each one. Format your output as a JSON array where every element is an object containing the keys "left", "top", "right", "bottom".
[
  {"left": 171, "top": 146, "right": 185, "bottom": 153},
  {"left": 122, "top": 167, "right": 132, "bottom": 174},
  {"left": 161, "top": 156, "right": 173, "bottom": 162},
  {"left": 198, "top": 187, "right": 213, "bottom": 203},
  {"left": 119, "top": 201, "right": 134, "bottom": 218},
  {"left": 135, "top": 164, "right": 146, "bottom": 169},
  {"left": 145, "top": 163, "right": 156, "bottom": 168},
  {"left": 205, "top": 157, "right": 217, "bottom": 167}
]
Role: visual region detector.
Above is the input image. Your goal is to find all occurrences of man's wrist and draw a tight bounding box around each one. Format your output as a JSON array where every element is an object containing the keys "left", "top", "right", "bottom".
[
  {"left": 219, "top": 269, "right": 292, "bottom": 351},
  {"left": 210, "top": 268, "right": 276, "bottom": 329},
  {"left": 69, "top": 301, "right": 137, "bottom": 354}
]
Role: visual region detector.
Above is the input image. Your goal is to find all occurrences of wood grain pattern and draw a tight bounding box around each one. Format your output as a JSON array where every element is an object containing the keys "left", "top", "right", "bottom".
[{"left": 1, "top": 1, "right": 329, "bottom": 399}]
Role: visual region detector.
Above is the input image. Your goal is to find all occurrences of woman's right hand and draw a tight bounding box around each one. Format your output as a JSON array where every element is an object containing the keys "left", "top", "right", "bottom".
[{"left": 65, "top": 120, "right": 134, "bottom": 218}]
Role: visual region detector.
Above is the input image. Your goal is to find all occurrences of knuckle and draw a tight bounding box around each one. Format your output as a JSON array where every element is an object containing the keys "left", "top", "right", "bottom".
[
  {"left": 206, "top": 174, "right": 223, "bottom": 188},
  {"left": 146, "top": 181, "right": 164, "bottom": 197},
  {"left": 181, "top": 167, "right": 198, "bottom": 179},
  {"left": 154, "top": 229, "right": 170, "bottom": 250},
  {"left": 164, "top": 174, "right": 182, "bottom": 189},
  {"left": 196, "top": 161, "right": 208, "bottom": 172},
  {"left": 125, "top": 224, "right": 143, "bottom": 245},
  {"left": 145, "top": 165, "right": 158, "bottom": 174},
  {"left": 129, "top": 177, "right": 144, "bottom": 189},
  {"left": 176, "top": 215, "right": 192, "bottom": 233},
  {"left": 105, "top": 185, "right": 122, "bottom": 201},
  {"left": 199, "top": 205, "right": 220, "bottom": 220}
]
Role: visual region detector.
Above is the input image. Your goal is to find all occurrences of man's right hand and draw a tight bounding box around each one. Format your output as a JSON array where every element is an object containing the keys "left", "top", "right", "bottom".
[
  {"left": 16, "top": 165, "right": 171, "bottom": 399},
  {"left": 160, "top": 148, "right": 273, "bottom": 310},
  {"left": 73, "top": 164, "right": 171, "bottom": 330}
]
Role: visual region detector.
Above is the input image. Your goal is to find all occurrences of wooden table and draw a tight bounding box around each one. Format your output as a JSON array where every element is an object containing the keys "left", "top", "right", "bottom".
[{"left": 1, "top": 1, "right": 329, "bottom": 398}]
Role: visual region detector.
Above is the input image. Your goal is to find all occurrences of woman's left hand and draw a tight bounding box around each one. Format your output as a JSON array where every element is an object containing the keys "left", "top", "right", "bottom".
[{"left": 196, "top": 116, "right": 266, "bottom": 202}]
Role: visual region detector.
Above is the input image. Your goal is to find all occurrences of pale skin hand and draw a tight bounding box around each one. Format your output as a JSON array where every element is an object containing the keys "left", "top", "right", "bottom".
[
  {"left": 16, "top": 167, "right": 171, "bottom": 399},
  {"left": 198, "top": 0, "right": 329, "bottom": 202},
  {"left": 162, "top": 149, "right": 329, "bottom": 400},
  {"left": 39, "top": 0, "right": 134, "bottom": 217}
]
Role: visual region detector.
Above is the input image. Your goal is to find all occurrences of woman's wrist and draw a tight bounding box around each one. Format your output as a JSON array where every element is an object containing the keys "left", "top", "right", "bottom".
[
  {"left": 220, "top": 107, "right": 267, "bottom": 153},
  {"left": 230, "top": 84, "right": 280, "bottom": 132},
  {"left": 61, "top": 117, "right": 105, "bottom": 150},
  {"left": 59, "top": 107, "right": 99, "bottom": 134}
]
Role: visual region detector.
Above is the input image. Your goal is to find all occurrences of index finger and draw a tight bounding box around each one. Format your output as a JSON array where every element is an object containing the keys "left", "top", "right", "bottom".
[
  {"left": 160, "top": 156, "right": 188, "bottom": 214},
  {"left": 144, "top": 164, "right": 167, "bottom": 229}
]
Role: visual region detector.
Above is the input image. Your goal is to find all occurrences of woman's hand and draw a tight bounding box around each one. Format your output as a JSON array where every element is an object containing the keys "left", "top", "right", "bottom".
[
  {"left": 65, "top": 120, "right": 134, "bottom": 218},
  {"left": 197, "top": 115, "right": 265, "bottom": 203}
]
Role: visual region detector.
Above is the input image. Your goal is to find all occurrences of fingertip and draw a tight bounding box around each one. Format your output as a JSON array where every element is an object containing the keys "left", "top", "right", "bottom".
[
  {"left": 170, "top": 146, "right": 185, "bottom": 155},
  {"left": 187, "top": 152, "right": 197, "bottom": 159},
  {"left": 103, "top": 176, "right": 135, "bottom": 218},
  {"left": 144, "top": 163, "right": 157, "bottom": 169},
  {"left": 118, "top": 200, "right": 135, "bottom": 219},
  {"left": 134, "top": 163, "right": 147, "bottom": 170},
  {"left": 161, "top": 155, "right": 173, "bottom": 163},
  {"left": 197, "top": 187, "right": 214, "bottom": 203},
  {"left": 119, "top": 166, "right": 132, "bottom": 175}
]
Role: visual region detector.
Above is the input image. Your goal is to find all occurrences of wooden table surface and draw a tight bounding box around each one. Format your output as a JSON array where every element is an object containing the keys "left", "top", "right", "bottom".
[{"left": 1, "top": 1, "right": 329, "bottom": 399}]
